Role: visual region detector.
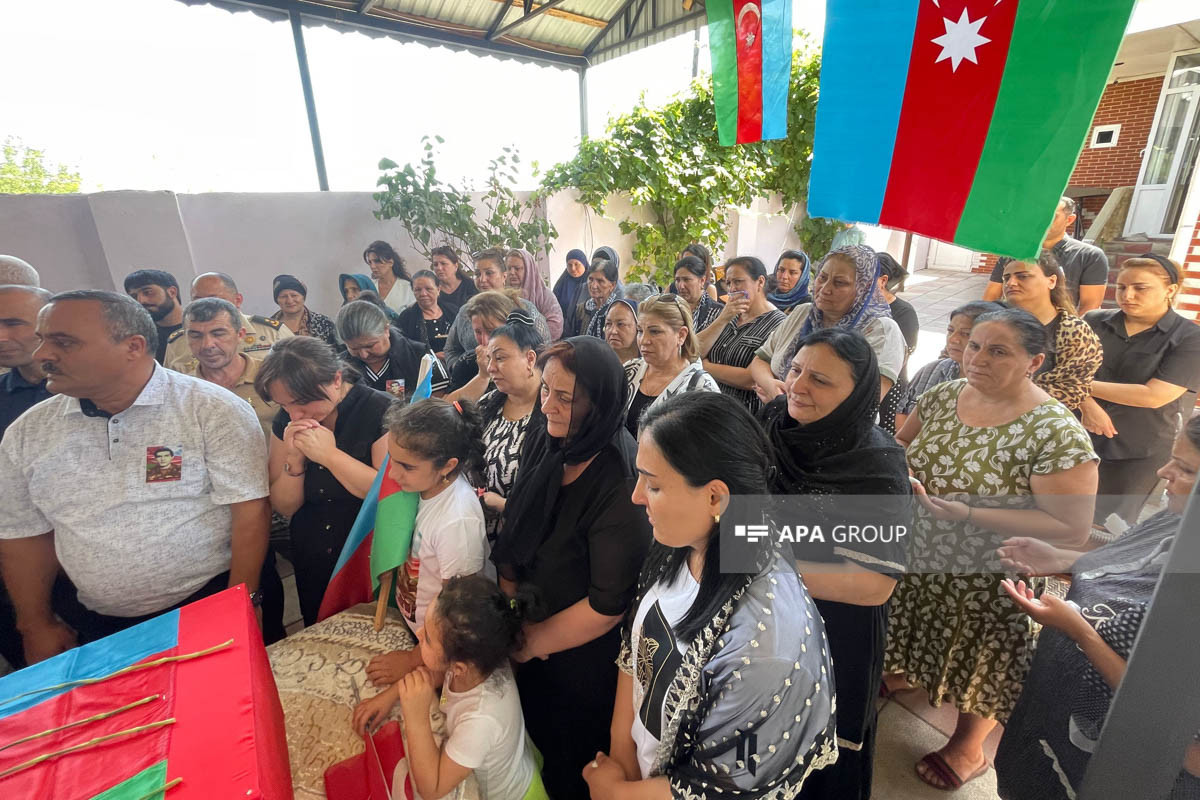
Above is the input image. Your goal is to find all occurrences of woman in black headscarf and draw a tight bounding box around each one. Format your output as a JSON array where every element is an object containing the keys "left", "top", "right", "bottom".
[
  {"left": 493, "top": 335, "right": 652, "bottom": 799},
  {"left": 760, "top": 327, "right": 912, "bottom": 800},
  {"left": 580, "top": 246, "right": 624, "bottom": 338}
]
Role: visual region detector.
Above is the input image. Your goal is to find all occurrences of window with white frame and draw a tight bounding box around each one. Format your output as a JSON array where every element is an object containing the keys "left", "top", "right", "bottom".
[{"left": 1090, "top": 124, "right": 1121, "bottom": 148}]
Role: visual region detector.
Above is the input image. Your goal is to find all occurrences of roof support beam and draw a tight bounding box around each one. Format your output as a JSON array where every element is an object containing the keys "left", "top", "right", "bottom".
[
  {"left": 288, "top": 8, "right": 328, "bottom": 191},
  {"left": 357, "top": 0, "right": 380, "bottom": 14},
  {"left": 208, "top": 0, "right": 586, "bottom": 69},
  {"left": 485, "top": 0, "right": 511, "bottom": 39},
  {"left": 489, "top": 0, "right": 569, "bottom": 41},
  {"left": 582, "top": 0, "right": 640, "bottom": 58},
  {"left": 589, "top": 7, "right": 706, "bottom": 62},
  {"left": 625, "top": 0, "right": 650, "bottom": 39},
  {"left": 483, "top": 0, "right": 606, "bottom": 29}
]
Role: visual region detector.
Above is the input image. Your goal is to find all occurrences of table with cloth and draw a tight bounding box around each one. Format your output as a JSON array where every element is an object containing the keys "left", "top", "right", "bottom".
[{"left": 267, "top": 603, "right": 480, "bottom": 800}]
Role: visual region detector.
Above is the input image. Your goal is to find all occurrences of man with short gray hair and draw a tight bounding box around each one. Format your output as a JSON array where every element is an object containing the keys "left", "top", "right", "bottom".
[
  {"left": 0, "top": 255, "right": 39, "bottom": 287},
  {"left": 0, "top": 285, "right": 53, "bottom": 438},
  {"left": 0, "top": 290, "right": 271, "bottom": 662}
]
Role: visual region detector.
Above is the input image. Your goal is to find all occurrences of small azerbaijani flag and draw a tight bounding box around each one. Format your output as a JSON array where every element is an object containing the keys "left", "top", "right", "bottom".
[
  {"left": 317, "top": 355, "right": 437, "bottom": 621},
  {"left": 808, "top": 0, "right": 1137, "bottom": 259},
  {"left": 706, "top": 0, "right": 793, "bottom": 146}
]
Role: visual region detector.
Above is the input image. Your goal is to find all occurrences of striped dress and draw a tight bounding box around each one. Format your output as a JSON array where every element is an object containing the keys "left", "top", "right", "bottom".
[{"left": 705, "top": 309, "right": 787, "bottom": 414}]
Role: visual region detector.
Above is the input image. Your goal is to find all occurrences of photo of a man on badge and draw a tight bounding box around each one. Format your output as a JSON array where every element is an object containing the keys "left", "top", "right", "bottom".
[{"left": 146, "top": 446, "right": 182, "bottom": 482}]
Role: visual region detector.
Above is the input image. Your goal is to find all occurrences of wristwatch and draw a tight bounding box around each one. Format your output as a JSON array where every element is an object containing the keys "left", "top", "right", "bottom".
[{"left": 248, "top": 590, "right": 263, "bottom": 608}]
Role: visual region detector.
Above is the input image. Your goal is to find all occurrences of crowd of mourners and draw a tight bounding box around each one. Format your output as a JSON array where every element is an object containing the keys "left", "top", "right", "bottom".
[{"left": 1, "top": 193, "right": 1199, "bottom": 800}]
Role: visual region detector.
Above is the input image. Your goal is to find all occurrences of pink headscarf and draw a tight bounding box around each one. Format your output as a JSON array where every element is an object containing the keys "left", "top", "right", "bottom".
[{"left": 508, "top": 248, "right": 564, "bottom": 340}]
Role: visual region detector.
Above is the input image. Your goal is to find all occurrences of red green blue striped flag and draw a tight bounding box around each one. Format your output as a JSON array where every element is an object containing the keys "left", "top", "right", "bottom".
[
  {"left": 317, "top": 356, "right": 435, "bottom": 621},
  {"left": 0, "top": 587, "right": 291, "bottom": 799},
  {"left": 707, "top": 0, "right": 793, "bottom": 146},
  {"left": 808, "top": 0, "right": 1137, "bottom": 259}
]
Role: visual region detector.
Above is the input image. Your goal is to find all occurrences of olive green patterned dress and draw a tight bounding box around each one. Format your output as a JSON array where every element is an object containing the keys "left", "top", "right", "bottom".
[{"left": 884, "top": 380, "right": 1096, "bottom": 721}]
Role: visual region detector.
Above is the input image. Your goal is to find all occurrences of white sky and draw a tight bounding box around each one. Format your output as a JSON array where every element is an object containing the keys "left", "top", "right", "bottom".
[
  {"left": 0, "top": 0, "right": 825, "bottom": 193},
  {"left": 2, "top": 0, "right": 1172, "bottom": 193}
]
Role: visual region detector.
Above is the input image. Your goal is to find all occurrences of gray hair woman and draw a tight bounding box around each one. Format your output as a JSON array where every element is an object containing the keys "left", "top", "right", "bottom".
[
  {"left": 579, "top": 247, "right": 623, "bottom": 338},
  {"left": 336, "top": 300, "right": 447, "bottom": 399}
]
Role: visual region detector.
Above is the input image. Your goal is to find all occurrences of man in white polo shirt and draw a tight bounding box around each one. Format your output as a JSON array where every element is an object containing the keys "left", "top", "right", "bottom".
[{"left": 0, "top": 290, "right": 271, "bottom": 664}]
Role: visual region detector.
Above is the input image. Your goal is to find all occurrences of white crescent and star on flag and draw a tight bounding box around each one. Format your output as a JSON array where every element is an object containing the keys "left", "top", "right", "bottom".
[
  {"left": 737, "top": 3, "right": 761, "bottom": 48},
  {"left": 930, "top": 0, "right": 996, "bottom": 72}
]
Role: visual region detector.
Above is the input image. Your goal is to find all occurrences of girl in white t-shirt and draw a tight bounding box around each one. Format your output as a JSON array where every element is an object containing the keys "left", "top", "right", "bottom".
[
  {"left": 366, "top": 398, "right": 492, "bottom": 687},
  {"left": 353, "top": 575, "right": 549, "bottom": 800}
]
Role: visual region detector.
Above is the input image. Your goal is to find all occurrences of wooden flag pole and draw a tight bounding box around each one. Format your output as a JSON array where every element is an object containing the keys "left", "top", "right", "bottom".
[{"left": 374, "top": 571, "right": 394, "bottom": 632}]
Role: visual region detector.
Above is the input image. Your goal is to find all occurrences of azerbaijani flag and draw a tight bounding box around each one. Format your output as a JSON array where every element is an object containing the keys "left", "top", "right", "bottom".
[
  {"left": 707, "top": 0, "right": 793, "bottom": 146},
  {"left": 316, "top": 356, "right": 437, "bottom": 621},
  {"left": 808, "top": 0, "right": 1137, "bottom": 259},
  {"left": 0, "top": 587, "right": 291, "bottom": 799}
]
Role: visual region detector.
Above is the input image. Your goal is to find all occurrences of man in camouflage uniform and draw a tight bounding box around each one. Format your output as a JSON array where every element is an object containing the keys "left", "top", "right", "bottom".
[{"left": 164, "top": 272, "right": 291, "bottom": 370}]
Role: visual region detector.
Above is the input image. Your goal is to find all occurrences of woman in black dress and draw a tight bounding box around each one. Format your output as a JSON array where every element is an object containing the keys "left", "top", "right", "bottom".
[
  {"left": 395, "top": 269, "right": 457, "bottom": 360},
  {"left": 761, "top": 327, "right": 912, "bottom": 800},
  {"left": 1081, "top": 255, "right": 1200, "bottom": 525},
  {"left": 475, "top": 311, "right": 544, "bottom": 542},
  {"left": 256, "top": 337, "right": 393, "bottom": 627},
  {"left": 493, "top": 336, "right": 652, "bottom": 798}
]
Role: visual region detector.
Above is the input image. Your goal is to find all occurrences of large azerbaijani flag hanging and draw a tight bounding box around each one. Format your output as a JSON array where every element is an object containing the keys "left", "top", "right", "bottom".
[
  {"left": 808, "top": 0, "right": 1137, "bottom": 259},
  {"left": 707, "top": 0, "right": 793, "bottom": 146}
]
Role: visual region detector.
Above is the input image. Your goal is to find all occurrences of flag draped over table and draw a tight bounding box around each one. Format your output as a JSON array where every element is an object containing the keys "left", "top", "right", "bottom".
[
  {"left": 316, "top": 356, "right": 436, "bottom": 621},
  {"left": 707, "top": 0, "right": 792, "bottom": 146},
  {"left": 808, "top": 0, "right": 1137, "bottom": 259},
  {"left": 0, "top": 588, "right": 290, "bottom": 799}
]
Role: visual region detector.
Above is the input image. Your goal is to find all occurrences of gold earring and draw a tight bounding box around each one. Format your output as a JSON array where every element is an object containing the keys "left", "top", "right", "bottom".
[{"left": 713, "top": 513, "right": 721, "bottom": 524}]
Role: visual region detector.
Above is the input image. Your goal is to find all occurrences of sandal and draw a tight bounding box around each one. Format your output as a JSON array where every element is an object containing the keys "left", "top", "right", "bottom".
[{"left": 915, "top": 751, "right": 989, "bottom": 791}]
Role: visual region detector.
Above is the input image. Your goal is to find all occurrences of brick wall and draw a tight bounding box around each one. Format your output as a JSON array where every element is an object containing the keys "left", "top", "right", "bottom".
[
  {"left": 970, "top": 76, "right": 1163, "bottom": 275},
  {"left": 1070, "top": 76, "right": 1161, "bottom": 188}
]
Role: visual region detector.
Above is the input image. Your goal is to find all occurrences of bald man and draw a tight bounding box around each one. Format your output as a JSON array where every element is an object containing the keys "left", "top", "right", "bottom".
[
  {"left": 0, "top": 285, "right": 53, "bottom": 437},
  {"left": 164, "top": 272, "right": 292, "bottom": 371},
  {"left": 0, "top": 256, "right": 40, "bottom": 288}
]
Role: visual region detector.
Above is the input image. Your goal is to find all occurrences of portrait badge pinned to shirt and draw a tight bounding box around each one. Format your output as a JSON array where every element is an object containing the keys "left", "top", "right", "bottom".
[
  {"left": 146, "top": 445, "right": 183, "bottom": 483},
  {"left": 385, "top": 380, "right": 406, "bottom": 400}
]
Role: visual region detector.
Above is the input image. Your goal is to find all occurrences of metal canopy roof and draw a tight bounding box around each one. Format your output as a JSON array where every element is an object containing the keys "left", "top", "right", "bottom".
[{"left": 177, "top": 0, "right": 708, "bottom": 69}]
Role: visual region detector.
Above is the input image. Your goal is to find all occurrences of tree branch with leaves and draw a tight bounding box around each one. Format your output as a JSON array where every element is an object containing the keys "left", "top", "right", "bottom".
[
  {"left": 540, "top": 42, "right": 842, "bottom": 286},
  {"left": 374, "top": 136, "right": 557, "bottom": 264}
]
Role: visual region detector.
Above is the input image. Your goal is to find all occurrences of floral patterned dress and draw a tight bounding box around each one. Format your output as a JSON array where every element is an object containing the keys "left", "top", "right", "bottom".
[{"left": 884, "top": 380, "right": 1096, "bottom": 721}]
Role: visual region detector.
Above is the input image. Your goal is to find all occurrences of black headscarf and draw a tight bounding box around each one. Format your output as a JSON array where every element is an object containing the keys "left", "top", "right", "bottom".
[
  {"left": 760, "top": 331, "right": 910, "bottom": 497},
  {"left": 493, "top": 336, "right": 636, "bottom": 570}
]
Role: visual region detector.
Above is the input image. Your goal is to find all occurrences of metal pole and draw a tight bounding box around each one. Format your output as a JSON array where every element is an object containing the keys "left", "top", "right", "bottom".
[
  {"left": 692, "top": 26, "right": 700, "bottom": 79},
  {"left": 289, "top": 8, "right": 329, "bottom": 191},
  {"left": 578, "top": 66, "right": 589, "bottom": 140},
  {"left": 1078, "top": 480, "right": 1200, "bottom": 799}
]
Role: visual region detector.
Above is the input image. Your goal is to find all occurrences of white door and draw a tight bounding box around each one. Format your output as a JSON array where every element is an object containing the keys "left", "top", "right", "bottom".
[
  {"left": 1126, "top": 51, "right": 1200, "bottom": 238},
  {"left": 928, "top": 239, "right": 977, "bottom": 272}
]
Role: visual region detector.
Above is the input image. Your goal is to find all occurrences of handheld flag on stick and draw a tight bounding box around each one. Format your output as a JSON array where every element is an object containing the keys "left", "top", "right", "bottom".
[
  {"left": 808, "top": 0, "right": 1137, "bottom": 259},
  {"left": 316, "top": 355, "right": 438, "bottom": 624},
  {"left": 707, "top": 0, "right": 793, "bottom": 145}
]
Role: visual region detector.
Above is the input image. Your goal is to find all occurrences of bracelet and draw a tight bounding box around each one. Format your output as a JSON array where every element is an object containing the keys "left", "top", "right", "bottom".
[
  {"left": 965, "top": 505, "right": 973, "bottom": 523},
  {"left": 284, "top": 462, "right": 306, "bottom": 476}
]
